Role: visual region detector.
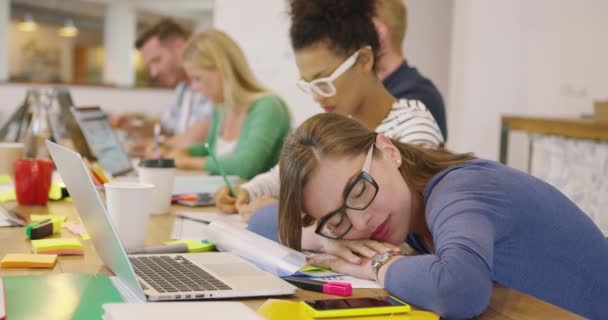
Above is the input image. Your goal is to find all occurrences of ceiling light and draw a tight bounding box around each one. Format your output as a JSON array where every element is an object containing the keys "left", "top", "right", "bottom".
[
  {"left": 59, "top": 19, "right": 79, "bottom": 37},
  {"left": 18, "top": 13, "right": 37, "bottom": 32}
]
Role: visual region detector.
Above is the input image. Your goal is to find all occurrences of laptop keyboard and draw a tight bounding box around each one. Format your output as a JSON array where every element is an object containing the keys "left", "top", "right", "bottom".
[{"left": 129, "top": 255, "right": 232, "bottom": 293}]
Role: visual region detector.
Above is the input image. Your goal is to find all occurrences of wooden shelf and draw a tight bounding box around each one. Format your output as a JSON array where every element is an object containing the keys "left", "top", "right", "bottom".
[
  {"left": 499, "top": 115, "right": 608, "bottom": 164},
  {"left": 502, "top": 116, "right": 608, "bottom": 141}
]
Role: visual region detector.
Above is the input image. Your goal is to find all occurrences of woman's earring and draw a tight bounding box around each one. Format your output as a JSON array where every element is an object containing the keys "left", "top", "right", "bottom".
[{"left": 397, "top": 159, "right": 402, "bottom": 167}]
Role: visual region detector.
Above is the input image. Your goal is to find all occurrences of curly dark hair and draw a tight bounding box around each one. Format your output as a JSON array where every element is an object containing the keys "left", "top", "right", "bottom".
[{"left": 288, "top": 0, "right": 380, "bottom": 64}]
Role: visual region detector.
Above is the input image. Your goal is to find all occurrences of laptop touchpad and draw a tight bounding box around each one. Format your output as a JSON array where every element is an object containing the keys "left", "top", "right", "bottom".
[{"left": 205, "top": 263, "right": 267, "bottom": 277}]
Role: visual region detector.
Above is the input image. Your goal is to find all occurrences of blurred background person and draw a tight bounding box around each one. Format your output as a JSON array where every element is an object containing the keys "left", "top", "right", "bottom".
[
  {"left": 110, "top": 19, "right": 214, "bottom": 157},
  {"left": 170, "top": 29, "right": 291, "bottom": 179},
  {"left": 374, "top": 0, "right": 447, "bottom": 139}
]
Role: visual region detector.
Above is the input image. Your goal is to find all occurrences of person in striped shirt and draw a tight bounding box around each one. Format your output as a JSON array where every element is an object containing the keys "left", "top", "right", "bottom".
[{"left": 215, "top": 0, "right": 444, "bottom": 224}]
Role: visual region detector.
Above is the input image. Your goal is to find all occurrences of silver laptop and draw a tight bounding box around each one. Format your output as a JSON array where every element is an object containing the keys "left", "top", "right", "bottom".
[
  {"left": 46, "top": 141, "right": 295, "bottom": 302},
  {"left": 70, "top": 106, "right": 134, "bottom": 177}
]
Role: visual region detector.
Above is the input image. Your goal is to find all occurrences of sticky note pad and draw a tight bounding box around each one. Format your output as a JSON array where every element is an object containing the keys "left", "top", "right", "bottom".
[
  {"left": 30, "top": 215, "right": 67, "bottom": 223},
  {"left": 0, "top": 189, "right": 16, "bottom": 202},
  {"left": 31, "top": 238, "right": 84, "bottom": 255},
  {"left": 1, "top": 253, "right": 58, "bottom": 269},
  {"left": 164, "top": 240, "right": 215, "bottom": 253},
  {"left": 0, "top": 174, "right": 11, "bottom": 184}
]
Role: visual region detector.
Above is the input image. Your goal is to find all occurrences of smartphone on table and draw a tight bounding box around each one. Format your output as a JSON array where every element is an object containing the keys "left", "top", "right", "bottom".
[{"left": 300, "top": 296, "right": 410, "bottom": 318}]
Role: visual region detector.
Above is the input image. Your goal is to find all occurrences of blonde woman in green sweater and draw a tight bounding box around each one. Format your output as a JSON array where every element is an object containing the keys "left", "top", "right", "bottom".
[{"left": 171, "top": 29, "right": 291, "bottom": 179}]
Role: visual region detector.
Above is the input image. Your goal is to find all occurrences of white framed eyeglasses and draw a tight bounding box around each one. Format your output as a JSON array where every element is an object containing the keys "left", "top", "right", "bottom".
[{"left": 296, "top": 47, "right": 369, "bottom": 98}]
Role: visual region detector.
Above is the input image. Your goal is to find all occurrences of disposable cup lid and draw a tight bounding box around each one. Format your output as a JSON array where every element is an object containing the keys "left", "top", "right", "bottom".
[{"left": 139, "top": 158, "right": 175, "bottom": 168}]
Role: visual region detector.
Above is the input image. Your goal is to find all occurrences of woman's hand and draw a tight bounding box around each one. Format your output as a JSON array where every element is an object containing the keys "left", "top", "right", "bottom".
[
  {"left": 307, "top": 253, "right": 376, "bottom": 280},
  {"left": 236, "top": 196, "right": 276, "bottom": 222},
  {"left": 318, "top": 238, "right": 402, "bottom": 264},
  {"left": 215, "top": 186, "right": 250, "bottom": 213},
  {"left": 170, "top": 149, "right": 204, "bottom": 170}
]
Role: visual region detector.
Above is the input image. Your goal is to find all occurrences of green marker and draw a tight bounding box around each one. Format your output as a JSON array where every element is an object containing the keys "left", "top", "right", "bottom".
[{"left": 203, "top": 142, "right": 236, "bottom": 197}]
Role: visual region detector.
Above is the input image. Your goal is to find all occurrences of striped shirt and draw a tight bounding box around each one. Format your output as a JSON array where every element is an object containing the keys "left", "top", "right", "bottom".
[
  {"left": 241, "top": 99, "right": 444, "bottom": 201},
  {"left": 376, "top": 99, "right": 444, "bottom": 146}
]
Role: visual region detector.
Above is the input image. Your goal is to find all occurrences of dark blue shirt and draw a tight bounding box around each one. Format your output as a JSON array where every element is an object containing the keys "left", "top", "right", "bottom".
[
  {"left": 383, "top": 62, "right": 447, "bottom": 140},
  {"left": 387, "top": 160, "right": 608, "bottom": 319}
]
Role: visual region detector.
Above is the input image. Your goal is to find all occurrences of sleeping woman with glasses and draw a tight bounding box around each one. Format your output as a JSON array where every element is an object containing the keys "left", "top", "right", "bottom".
[
  {"left": 278, "top": 113, "right": 608, "bottom": 320},
  {"left": 215, "top": 0, "right": 443, "bottom": 219}
]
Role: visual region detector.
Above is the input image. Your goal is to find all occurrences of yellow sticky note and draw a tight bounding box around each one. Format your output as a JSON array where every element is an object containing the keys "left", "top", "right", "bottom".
[
  {"left": 31, "top": 238, "right": 83, "bottom": 252},
  {"left": 48, "top": 183, "right": 63, "bottom": 200},
  {"left": 0, "top": 174, "right": 11, "bottom": 184},
  {"left": 30, "top": 215, "right": 67, "bottom": 223},
  {"left": 0, "top": 189, "right": 16, "bottom": 202},
  {"left": 163, "top": 240, "right": 215, "bottom": 253},
  {"left": 1, "top": 253, "right": 58, "bottom": 269}
]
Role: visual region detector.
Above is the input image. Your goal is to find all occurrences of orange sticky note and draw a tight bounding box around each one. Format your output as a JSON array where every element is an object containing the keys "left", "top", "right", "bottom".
[{"left": 1, "top": 253, "right": 58, "bottom": 269}]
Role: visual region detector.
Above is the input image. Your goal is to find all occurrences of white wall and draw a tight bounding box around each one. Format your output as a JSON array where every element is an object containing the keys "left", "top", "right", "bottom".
[
  {"left": 405, "top": 0, "right": 453, "bottom": 102},
  {"left": 213, "top": 0, "right": 317, "bottom": 126},
  {"left": 447, "top": 0, "right": 608, "bottom": 162}
]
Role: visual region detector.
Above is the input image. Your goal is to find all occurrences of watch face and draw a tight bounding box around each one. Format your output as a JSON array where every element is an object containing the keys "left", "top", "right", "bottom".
[{"left": 372, "top": 252, "right": 390, "bottom": 268}]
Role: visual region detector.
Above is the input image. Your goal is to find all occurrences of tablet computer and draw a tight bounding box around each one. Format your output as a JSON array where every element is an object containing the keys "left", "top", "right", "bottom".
[{"left": 70, "top": 106, "right": 133, "bottom": 176}]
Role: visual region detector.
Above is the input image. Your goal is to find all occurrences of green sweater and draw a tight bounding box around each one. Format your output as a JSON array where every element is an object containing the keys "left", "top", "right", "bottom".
[{"left": 187, "top": 95, "right": 291, "bottom": 179}]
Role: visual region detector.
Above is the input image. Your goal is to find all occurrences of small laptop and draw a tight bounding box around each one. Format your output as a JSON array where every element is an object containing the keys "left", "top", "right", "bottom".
[
  {"left": 70, "top": 106, "right": 133, "bottom": 177},
  {"left": 46, "top": 141, "right": 295, "bottom": 302}
]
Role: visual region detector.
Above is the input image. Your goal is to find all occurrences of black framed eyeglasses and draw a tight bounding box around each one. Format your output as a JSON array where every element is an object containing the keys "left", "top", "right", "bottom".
[{"left": 315, "top": 144, "right": 379, "bottom": 239}]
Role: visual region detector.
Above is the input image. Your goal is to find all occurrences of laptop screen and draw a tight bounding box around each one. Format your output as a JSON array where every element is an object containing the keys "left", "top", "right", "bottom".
[{"left": 71, "top": 106, "right": 133, "bottom": 176}]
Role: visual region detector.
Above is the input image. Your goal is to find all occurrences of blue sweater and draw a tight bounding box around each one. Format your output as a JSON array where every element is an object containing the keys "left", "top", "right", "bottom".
[
  {"left": 247, "top": 160, "right": 608, "bottom": 319},
  {"left": 382, "top": 62, "right": 447, "bottom": 140},
  {"left": 386, "top": 160, "right": 608, "bottom": 319}
]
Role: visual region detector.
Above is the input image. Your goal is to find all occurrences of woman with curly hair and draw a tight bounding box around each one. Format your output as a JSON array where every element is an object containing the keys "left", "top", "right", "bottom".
[{"left": 216, "top": 0, "right": 443, "bottom": 219}]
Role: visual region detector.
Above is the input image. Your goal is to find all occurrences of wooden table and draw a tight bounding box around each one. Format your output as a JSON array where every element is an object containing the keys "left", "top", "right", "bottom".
[{"left": 0, "top": 201, "right": 583, "bottom": 319}]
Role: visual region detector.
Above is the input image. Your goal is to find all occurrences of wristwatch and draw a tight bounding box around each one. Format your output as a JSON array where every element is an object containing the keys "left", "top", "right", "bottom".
[{"left": 371, "top": 251, "right": 400, "bottom": 282}]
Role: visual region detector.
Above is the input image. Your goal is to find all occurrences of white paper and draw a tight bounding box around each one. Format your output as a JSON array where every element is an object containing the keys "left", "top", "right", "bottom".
[
  {"left": 172, "top": 175, "right": 240, "bottom": 194},
  {"left": 204, "top": 221, "right": 307, "bottom": 277},
  {"left": 102, "top": 301, "right": 263, "bottom": 320},
  {"left": 0, "top": 206, "right": 25, "bottom": 227},
  {"left": 171, "top": 211, "right": 246, "bottom": 240},
  {"left": 316, "top": 275, "right": 383, "bottom": 289}
]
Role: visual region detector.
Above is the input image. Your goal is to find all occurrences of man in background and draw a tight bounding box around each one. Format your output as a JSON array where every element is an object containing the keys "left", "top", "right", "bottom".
[
  {"left": 374, "top": 0, "right": 447, "bottom": 140},
  {"left": 110, "top": 19, "right": 213, "bottom": 155}
]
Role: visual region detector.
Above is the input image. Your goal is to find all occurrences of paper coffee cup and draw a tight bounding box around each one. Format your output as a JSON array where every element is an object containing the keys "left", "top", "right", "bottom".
[
  {"left": 0, "top": 142, "right": 24, "bottom": 175},
  {"left": 138, "top": 158, "right": 176, "bottom": 215},
  {"left": 104, "top": 181, "right": 154, "bottom": 251}
]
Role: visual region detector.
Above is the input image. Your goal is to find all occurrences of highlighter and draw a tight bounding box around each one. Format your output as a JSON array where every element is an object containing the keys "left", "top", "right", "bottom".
[
  {"left": 283, "top": 276, "right": 352, "bottom": 297},
  {"left": 25, "top": 219, "right": 61, "bottom": 240}
]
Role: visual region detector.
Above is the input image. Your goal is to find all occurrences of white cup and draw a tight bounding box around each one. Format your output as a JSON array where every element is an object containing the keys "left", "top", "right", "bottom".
[
  {"left": 104, "top": 181, "right": 155, "bottom": 251},
  {"left": 0, "top": 142, "right": 24, "bottom": 175},
  {"left": 137, "top": 158, "right": 176, "bottom": 214}
]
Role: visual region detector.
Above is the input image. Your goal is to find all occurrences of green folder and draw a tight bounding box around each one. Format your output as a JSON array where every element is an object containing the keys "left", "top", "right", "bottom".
[{"left": 3, "top": 273, "right": 123, "bottom": 320}]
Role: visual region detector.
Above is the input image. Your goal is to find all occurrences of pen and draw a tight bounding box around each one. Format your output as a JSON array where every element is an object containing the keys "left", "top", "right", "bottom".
[
  {"left": 175, "top": 214, "right": 211, "bottom": 225},
  {"left": 203, "top": 143, "right": 236, "bottom": 197},
  {"left": 283, "top": 276, "right": 352, "bottom": 297}
]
